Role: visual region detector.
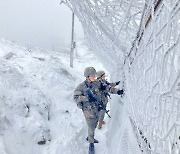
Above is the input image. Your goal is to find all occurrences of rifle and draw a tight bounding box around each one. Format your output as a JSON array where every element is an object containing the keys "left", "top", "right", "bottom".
[
  {"left": 86, "top": 88, "right": 111, "bottom": 118},
  {"left": 100, "top": 80, "right": 111, "bottom": 99}
]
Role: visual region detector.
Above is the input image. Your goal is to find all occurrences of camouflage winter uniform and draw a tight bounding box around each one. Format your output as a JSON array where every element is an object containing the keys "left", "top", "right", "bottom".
[
  {"left": 98, "top": 79, "right": 120, "bottom": 121},
  {"left": 74, "top": 80, "right": 101, "bottom": 143}
]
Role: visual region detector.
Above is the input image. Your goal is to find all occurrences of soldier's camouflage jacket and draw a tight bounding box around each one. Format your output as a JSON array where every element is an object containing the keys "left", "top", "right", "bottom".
[
  {"left": 98, "top": 79, "right": 119, "bottom": 105},
  {"left": 74, "top": 79, "right": 119, "bottom": 117},
  {"left": 74, "top": 80, "right": 101, "bottom": 119}
]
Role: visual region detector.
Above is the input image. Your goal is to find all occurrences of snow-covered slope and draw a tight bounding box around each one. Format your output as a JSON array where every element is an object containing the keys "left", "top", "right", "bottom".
[{"left": 0, "top": 39, "right": 108, "bottom": 154}]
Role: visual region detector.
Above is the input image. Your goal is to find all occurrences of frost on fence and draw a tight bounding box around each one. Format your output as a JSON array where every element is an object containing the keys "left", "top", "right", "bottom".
[
  {"left": 125, "top": 0, "right": 180, "bottom": 153},
  {"left": 64, "top": 0, "right": 144, "bottom": 70},
  {"left": 64, "top": 0, "right": 180, "bottom": 153}
]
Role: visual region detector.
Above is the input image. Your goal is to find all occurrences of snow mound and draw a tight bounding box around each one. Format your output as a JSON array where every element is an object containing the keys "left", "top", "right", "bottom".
[
  {"left": 0, "top": 39, "right": 106, "bottom": 154},
  {"left": 0, "top": 59, "right": 51, "bottom": 146}
]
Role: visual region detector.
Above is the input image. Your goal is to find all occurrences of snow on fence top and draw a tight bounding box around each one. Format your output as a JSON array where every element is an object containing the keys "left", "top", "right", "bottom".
[{"left": 63, "top": 0, "right": 144, "bottom": 71}]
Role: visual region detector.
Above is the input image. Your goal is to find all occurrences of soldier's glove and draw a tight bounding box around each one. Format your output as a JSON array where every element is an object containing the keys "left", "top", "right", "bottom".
[
  {"left": 88, "top": 95, "right": 96, "bottom": 103},
  {"left": 77, "top": 102, "right": 83, "bottom": 109},
  {"left": 115, "top": 81, "right": 120, "bottom": 86},
  {"left": 117, "top": 89, "right": 124, "bottom": 95}
]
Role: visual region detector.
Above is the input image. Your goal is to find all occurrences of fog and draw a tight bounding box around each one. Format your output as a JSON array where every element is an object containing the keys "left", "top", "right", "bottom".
[{"left": 0, "top": 0, "right": 84, "bottom": 51}]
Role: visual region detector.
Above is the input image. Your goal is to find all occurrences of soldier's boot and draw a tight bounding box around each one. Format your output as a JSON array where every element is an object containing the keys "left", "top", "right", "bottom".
[
  {"left": 86, "top": 137, "right": 99, "bottom": 143},
  {"left": 98, "top": 120, "right": 103, "bottom": 129}
]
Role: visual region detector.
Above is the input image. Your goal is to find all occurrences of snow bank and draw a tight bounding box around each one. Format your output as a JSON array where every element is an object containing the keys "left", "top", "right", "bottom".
[
  {"left": 0, "top": 42, "right": 51, "bottom": 154},
  {"left": 0, "top": 39, "right": 106, "bottom": 154}
]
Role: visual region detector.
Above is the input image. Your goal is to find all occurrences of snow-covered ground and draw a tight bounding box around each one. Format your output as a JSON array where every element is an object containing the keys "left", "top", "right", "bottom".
[{"left": 0, "top": 38, "right": 113, "bottom": 154}]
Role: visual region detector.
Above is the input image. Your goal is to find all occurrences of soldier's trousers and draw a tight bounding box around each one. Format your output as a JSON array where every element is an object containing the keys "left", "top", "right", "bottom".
[
  {"left": 98, "top": 104, "right": 107, "bottom": 121},
  {"left": 83, "top": 105, "right": 99, "bottom": 143},
  {"left": 85, "top": 117, "right": 98, "bottom": 143}
]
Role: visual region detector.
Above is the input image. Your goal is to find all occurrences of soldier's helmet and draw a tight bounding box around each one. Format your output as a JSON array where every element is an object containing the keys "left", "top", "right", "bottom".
[
  {"left": 84, "top": 67, "right": 96, "bottom": 78},
  {"left": 97, "top": 70, "right": 105, "bottom": 79}
]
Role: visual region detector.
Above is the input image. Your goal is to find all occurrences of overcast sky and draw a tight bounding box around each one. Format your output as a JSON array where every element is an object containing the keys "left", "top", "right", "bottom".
[{"left": 0, "top": 0, "right": 84, "bottom": 51}]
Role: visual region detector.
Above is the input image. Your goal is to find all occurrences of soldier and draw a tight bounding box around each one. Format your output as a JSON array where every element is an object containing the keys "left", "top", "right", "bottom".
[
  {"left": 96, "top": 70, "right": 124, "bottom": 129},
  {"left": 73, "top": 67, "right": 100, "bottom": 149}
]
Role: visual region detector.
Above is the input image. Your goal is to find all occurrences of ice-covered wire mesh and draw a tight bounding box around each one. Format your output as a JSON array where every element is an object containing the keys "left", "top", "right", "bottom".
[
  {"left": 64, "top": 0, "right": 180, "bottom": 153},
  {"left": 125, "top": 0, "right": 180, "bottom": 153}
]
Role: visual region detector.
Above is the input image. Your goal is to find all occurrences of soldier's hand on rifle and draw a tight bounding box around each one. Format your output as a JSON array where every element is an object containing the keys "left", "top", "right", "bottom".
[{"left": 117, "top": 89, "right": 124, "bottom": 95}]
